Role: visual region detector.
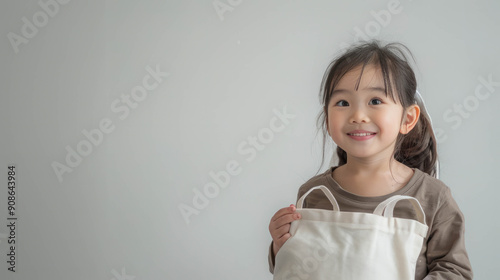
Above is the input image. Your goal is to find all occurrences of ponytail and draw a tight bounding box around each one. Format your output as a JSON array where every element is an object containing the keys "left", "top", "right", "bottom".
[{"left": 394, "top": 95, "right": 438, "bottom": 178}]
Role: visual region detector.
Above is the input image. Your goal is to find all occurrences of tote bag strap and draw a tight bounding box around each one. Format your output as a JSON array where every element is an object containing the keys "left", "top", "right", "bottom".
[
  {"left": 296, "top": 185, "right": 340, "bottom": 211},
  {"left": 373, "top": 195, "right": 427, "bottom": 225}
]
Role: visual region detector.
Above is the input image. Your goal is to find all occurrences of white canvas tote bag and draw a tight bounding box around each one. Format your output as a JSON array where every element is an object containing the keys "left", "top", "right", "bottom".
[{"left": 273, "top": 185, "right": 429, "bottom": 280}]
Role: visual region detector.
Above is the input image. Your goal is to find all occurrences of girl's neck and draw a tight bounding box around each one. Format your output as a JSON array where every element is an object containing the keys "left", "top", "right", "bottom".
[{"left": 333, "top": 157, "right": 414, "bottom": 197}]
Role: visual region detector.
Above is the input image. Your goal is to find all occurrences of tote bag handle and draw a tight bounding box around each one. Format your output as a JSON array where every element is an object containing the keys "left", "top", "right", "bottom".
[
  {"left": 296, "top": 186, "right": 426, "bottom": 225},
  {"left": 373, "top": 195, "right": 427, "bottom": 225},
  {"left": 296, "top": 185, "right": 340, "bottom": 211}
]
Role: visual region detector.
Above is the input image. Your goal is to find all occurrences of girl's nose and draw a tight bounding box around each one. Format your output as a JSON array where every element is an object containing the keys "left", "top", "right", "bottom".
[{"left": 349, "top": 107, "right": 369, "bottom": 123}]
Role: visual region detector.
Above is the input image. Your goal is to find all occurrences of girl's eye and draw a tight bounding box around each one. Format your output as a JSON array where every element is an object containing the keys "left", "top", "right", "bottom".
[
  {"left": 369, "top": 98, "right": 382, "bottom": 105},
  {"left": 335, "top": 100, "right": 349, "bottom": 107}
]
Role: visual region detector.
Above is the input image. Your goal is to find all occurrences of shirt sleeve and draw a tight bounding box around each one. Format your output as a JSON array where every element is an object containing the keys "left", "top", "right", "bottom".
[{"left": 423, "top": 187, "right": 473, "bottom": 279}]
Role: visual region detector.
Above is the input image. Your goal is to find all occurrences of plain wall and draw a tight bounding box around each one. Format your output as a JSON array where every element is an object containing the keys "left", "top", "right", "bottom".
[{"left": 1, "top": 0, "right": 498, "bottom": 279}]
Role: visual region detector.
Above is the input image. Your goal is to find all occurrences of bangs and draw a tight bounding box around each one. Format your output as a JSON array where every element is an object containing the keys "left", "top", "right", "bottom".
[
  {"left": 353, "top": 54, "right": 398, "bottom": 103},
  {"left": 322, "top": 41, "right": 416, "bottom": 108}
]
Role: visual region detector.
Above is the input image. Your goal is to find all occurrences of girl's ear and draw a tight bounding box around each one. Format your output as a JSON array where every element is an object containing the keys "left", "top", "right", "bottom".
[{"left": 400, "top": 104, "right": 420, "bottom": 134}]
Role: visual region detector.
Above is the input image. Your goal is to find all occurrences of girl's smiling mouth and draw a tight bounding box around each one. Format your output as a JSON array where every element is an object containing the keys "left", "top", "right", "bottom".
[{"left": 347, "top": 130, "right": 377, "bottom": 140}]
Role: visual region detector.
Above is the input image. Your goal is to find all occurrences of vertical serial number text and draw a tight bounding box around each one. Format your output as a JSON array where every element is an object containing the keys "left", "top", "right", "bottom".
[{"left": 7, "top": 165, "right": 17, "bottom": 272}]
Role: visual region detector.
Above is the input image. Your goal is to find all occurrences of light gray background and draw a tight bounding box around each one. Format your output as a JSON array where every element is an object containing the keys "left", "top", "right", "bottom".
[{"left": 1, "top": 0, "right": 498, "bottom": 279}]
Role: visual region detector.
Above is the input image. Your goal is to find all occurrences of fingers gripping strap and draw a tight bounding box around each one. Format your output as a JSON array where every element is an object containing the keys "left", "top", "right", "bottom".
[
  {"left": 373, "top": 195, "right": 426, "bottom": 225},
  {"left": 296, "top": 185, "right": 340, "bottom": 211}
]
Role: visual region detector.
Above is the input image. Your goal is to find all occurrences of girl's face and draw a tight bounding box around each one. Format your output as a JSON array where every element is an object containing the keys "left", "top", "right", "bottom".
[{"left": 326, "top": 64, "right": 407, "bottom": 162}]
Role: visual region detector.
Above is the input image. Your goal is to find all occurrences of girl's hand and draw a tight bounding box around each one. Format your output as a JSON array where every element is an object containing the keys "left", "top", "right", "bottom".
[{"left": 269, "top": 204, "right": 301, "bottom": 256}]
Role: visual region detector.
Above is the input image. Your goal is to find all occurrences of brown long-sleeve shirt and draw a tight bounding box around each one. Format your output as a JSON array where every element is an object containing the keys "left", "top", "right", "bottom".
[{"left": 268, "top": 166, "right": 473, "bottom": 279}]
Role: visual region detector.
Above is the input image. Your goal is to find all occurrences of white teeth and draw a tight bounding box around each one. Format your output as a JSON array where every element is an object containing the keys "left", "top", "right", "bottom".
[{"left": 349, "top": 133, "right": 374, "bottom": 136}]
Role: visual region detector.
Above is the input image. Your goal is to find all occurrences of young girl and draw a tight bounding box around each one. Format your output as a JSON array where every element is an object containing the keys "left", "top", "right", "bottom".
[{"left": 268, "top": 41, "right": 473, "bottom": 279}]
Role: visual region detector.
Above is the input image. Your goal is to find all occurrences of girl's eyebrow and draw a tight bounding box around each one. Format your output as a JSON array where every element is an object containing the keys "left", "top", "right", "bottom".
[{"left": 331, "top": 86, "right": 386, "bottom": 96}]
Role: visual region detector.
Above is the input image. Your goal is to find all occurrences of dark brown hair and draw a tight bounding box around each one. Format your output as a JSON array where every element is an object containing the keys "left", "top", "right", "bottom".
[{"left": 315, "top": 40, "right": 438, "bottom": 177}]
